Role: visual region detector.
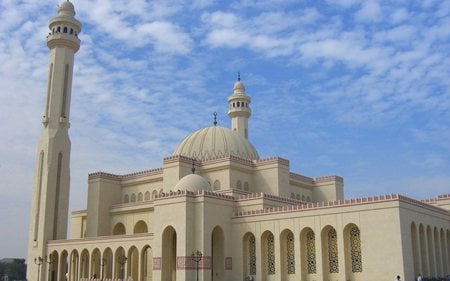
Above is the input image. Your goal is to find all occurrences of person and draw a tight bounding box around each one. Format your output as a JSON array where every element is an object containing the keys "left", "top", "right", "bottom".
[
  {"left": 417, "top": 274, "right": 423, "bottom": 281},
  {"left": 395, "top": 275, "right": 401, "bottom": 281}
]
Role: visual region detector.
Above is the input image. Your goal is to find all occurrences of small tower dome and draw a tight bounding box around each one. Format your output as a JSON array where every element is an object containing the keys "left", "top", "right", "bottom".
[
  {"left": 174, "top": 174, "right": 212, "bottom": 192},
  {"left": 58, "top": 1, "right": 76, "bottom": 16}
]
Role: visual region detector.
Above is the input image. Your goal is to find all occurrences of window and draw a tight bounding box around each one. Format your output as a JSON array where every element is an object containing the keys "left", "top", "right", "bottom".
[
  {"left": 213, "top": 180, "right": 221, "bottom": 190},
  {"left": 124, "top": 195, "right": 129, "bottom": 203}
]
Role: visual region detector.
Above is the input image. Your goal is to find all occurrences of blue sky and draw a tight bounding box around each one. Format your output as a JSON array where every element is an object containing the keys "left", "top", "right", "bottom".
[{"left": 1, "top": 0, "right": 450, "bottom": 259}]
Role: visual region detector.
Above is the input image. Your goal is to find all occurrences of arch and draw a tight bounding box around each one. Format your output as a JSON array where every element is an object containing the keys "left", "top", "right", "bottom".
[
  {"left": 244, "top": 182, "right": 249, "bottom": 191},
  {"left": 138, "top": 192, "right": 143, "bottom": 202},
  {"left": 63, "top": 26, "right": 68, "bottom": 33},
  {"left": 261, "top": 230, "right": 275, "bottom": 276},
  {"left": 152, "top": 190, "right": 158, "bottom": 199},
  {"left": 69, "top": 250, "right": 79, "bottom": 281},
  {"left": 290, "top": 193, "right": 295, "bottom": 199},
  {"left": 91, "top": 248, "right": 101, "bottom": 279},
  {"left": 296, "top": 194, "right": 300, "bottom": 200},
  {"left": 145, "top": 191, "right": 150, "bottom": 201},
  {"left": 307, "top": 196, "right": 311, "bottom": 202},
  {"left": 127, "top": 246, "right": 139, "bottom": 281},
  {"left": 58, "top": 250, "right": 68, "bottom": 281},
  {"left": 131, "top": 193, "right": 137, "bottom": 202},
  {"left": 302, "top": 195, "right": 306, "bottom": 201},
  {"left": 237, "top": 180, "right": 242, "bottom": 190},
  {"left": 213, "top": 180, "right": 221, "bottom": 190},
  {"left": 134, "top": 220, "right": 148, "bottom": 234},
  {"left": 141, "top": 246, "right": 153, "bottom": 281},
  {"left": 343, "top": 224, "right": 362, "bottom": 280},
  {"left": 70, "top": 28, "right": 73, "bottom": 34},
  {"left": 212, "top": 226, "right": 225, "bottom": 281},
  {"left": 80, "top": 249, "right": 90, "bottom": 279},
  {"left": 427, "top": 225, "right": 435, "bottom": 277},
  {"left": 124, "top": 194, "right": 130, "bottom": 203},
  {"left": 280, "top": 229, "right": 295, "bottom": 280},
  {"left": 434, "top": 227, "right": 442, "bottom": 276},
  {"left": 159, "top": 189, "right": 163, "bottom": 196},
  {"left": 321, "top": 226, "right": 339, "bottom": 279},
  {"left": 411, "top": 222, "right": 420, "bottom": 277},
  {"left": 243, "top": 232, "right": 256, "bottom": 279},
  {"left": 102, "top": 248, "right": 113, "bottom": 279},
  {"left": 114, "top": 247, "right": 127, "bottom": 279},
  {"left": 48, "top": 250, "right": 59, "bottom": 281},
  {"left": 300, "top": 227, "right": 316, "bottom": 280},
  {"left": 57, "top": 26, "right": 61, "bottom": 33},
  {"left": 162, "top": 226, "right": 177, "bottom": 281},
  {"left": 419, "top": 224, "right": 428, "bottom": 276},
  {"left": 113, "top": 222, "right": 126, "bottom": 235},
  {"left": 441, "top": 228, "right": 448, "bottom": 276}
]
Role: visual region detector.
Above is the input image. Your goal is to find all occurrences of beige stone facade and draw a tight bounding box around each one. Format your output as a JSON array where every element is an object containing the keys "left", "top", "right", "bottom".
[{"left": 27, "top": 2, "right": 450, "bottom": 281}]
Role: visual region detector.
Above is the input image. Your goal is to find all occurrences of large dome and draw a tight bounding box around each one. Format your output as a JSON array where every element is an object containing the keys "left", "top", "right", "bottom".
[{"left": 173, "top": 126, "right": 260, "bottom": 161}]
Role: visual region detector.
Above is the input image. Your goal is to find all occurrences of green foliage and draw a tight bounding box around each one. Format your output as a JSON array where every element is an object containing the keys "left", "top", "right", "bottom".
[{"left": 0, "top": 259, "right": 27, "bottom": 281}]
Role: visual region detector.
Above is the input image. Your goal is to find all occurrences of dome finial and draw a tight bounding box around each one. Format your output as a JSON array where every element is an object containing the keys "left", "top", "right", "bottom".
[
  {"left": 213, "top": 112, "right": 217, "bottom": 126},
  {"left": 191, "top": 158, "right": 196, "bottom": 174},
  {"left": 237, "top": 72, "right": 241, "bottom": 81}
]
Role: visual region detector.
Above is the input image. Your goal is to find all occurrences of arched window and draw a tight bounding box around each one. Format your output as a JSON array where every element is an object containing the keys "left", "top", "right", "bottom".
[
  {"left": 63, "top": 27, "right": 68, "bottom": 33},
  {"left": 282, "top": 230, "right": 295, "bottom": 275},
  {"left": 213, "top": 180, "right": 221, "bottom": 190},
  {"left": 296, "top": 194, "right": 300, "bottom": 200},
  {"left": 145, "top": 191, "right": 150, "bottom": 201},
  {"left": 327, "top": 228, "right": 338, "bottom": 273},
  {"left": 152, "top": 190, "right": 158, "bottom": 199},
  {"left": 350, "top": 227, "right": 362, "bottom": 272},
  {"left": 266, "top": 233, "right": 275, "bottom": 274},
  {"left": 134, "top": 220, "right": 148, "bottom": 234},
  {"left": 306, "top": 230, "right": 317, "bottom": 273},
  {"left": 307, "top": 196, "right": 311, "bottom": 202},
  {"left": 243, "top": 233, "right": 256, "bottom": 276},
  {"left": 237, "top": 180, "right": 242, "bottom": 190},
  {"left": 290, "top": 193, "right": 295, "bottom": 199},
  {"left": 131, "top": 193, "right": 136, "bottom": 202},
  {"left": 112, "top": 223, "right": 126, "bottom": 235},
  {"left": 124, "top": 195, "right": 129, "bottom": 203},
  {"left": 70, "top": 28, "right": 73, "bottom": 34},
  {"left": 57, "top": 26, "right": 61, "bottom": 32},
  {"left": 244, "top": 182, "right": 249, "bottom": 191},
  {"left": 237, "top": 101, "right": 240, "bottom": 107},
  {"left": 302, "top": 195, "right": 305, "bottom": 201},
  {"left": 137, "top": 192, "right": 143, "bottom": 202}
]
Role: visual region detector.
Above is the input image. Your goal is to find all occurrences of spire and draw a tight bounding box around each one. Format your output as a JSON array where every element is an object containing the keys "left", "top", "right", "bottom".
[
  {"left": 238, "top": 72, "right": 241, "bottom": 81},
  {"left": 213, "top": 112, "right": 217, "bottom": 126},
  {"left": 191, "top": 159, "right": 196, "bottom": 174}
]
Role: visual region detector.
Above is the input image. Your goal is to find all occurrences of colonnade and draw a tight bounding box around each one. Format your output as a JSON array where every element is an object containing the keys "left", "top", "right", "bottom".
[
  {"left": 411, "top": 223, "right": 450, "bottom": 278},
  {"left": 42, "top": 245, "right": 152, "bottom": 281}
]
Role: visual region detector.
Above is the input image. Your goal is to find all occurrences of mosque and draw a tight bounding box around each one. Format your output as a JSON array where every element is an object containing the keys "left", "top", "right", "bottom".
[{"left": 26, "top": 2, "right": 450, "bottom": 281}]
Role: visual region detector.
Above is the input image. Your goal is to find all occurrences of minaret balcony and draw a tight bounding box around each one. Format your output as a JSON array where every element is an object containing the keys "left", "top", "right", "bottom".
[{"left": 47, "top": 34, "right": 80, "bottom": 51}]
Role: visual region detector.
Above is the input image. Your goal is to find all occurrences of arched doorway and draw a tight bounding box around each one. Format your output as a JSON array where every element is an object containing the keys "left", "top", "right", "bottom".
[
  {"left": 58, "top": 251, "right": 68, "bottom": 281},
  {"left": 211, "top": 226, "right": 224, "bottom": 281},
  {"left": 161, "top": 226, "right": 177, "bottom": 281},
  {"left": 127, "top": 246, "right": 139, "bottom": 281},
  {"left": 91, "top": 248, "right": 101, "bottom": 279},
  {"left": 102, "top": 248, "right": 113, "bottom": 280},
  {"left": 141, "top": 246, "right": 152, "bottom": 281}
]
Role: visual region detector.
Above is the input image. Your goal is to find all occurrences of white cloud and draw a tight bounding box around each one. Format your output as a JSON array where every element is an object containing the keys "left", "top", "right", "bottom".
[{"left": 355, "top": 0, "right": 382, "bottom": 22}]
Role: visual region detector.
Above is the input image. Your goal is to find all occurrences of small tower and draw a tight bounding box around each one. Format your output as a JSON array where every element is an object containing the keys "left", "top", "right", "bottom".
[
  {"left": 227, "top": 74, "right": 251, "bottom": 139},
  {"left": 27, "top": 2, "right": 81, "bottom": 281}
]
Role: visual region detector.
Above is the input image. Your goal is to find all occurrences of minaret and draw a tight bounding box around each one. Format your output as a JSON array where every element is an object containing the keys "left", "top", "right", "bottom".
[
  {"left": 27, "top": 1, "right": 81, "bottom": 281},
  {"left": 227, "top": 73, "right": 251, "bottom": 139}
]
